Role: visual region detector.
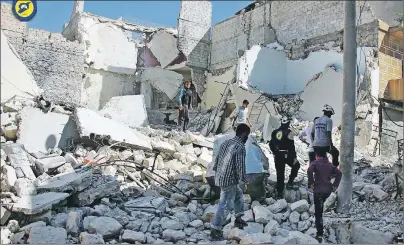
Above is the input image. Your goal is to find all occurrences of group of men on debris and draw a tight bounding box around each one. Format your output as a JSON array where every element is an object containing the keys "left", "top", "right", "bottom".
[{"left": 205, "top": 100, "right": 342, "bottom": 242}]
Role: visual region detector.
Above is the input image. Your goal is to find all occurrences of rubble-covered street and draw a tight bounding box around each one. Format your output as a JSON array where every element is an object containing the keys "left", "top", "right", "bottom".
[{"left": 1, "top": 0, "right": 404, "bottom": 244}]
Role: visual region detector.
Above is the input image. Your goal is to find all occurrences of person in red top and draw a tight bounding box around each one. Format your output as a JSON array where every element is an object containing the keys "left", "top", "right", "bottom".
[{"left": 307, "top": 148, "right": 342, "bottom": 242}]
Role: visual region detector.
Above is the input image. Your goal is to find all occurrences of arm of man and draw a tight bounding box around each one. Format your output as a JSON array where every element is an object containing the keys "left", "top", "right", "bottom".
[
  {"left": 287, "top": 132, "right": 297, "bottom": 160},
  {"left": 178, "top": 87, "right": 184, "bottom": 107},
  {"left": 269, "top": 131, "right": 276, "bottom": 153},
  {"left": 311, "top": 124, "right": 315, "bottom": 144},
  {"left": 213, "top": 144, "right": 223, "bottom": 171},
  {"left": 235, "top": 146, "right": 247, "bottom": 183},
  {"left": 326, "top": 118, "right": 333, "bottom": 146},
  {"left": 307, "top": 163, "right": 315, "bottom": 188},
  {"left": 332, "top": 166, "right": 342, "bottom": 190}
]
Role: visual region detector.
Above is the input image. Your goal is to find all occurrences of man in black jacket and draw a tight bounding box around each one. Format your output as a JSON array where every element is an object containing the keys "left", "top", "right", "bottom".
[
  {"left": 269, "top": 116, "right": 300, "bottom": 199},
  {"left": 178, "top": 80, "right": 194, "bottom": 131}
]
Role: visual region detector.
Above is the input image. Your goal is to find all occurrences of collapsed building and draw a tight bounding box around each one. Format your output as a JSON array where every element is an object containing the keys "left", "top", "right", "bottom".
[{"left": 0, "top": 0, "right": 403, "bottom": 244}]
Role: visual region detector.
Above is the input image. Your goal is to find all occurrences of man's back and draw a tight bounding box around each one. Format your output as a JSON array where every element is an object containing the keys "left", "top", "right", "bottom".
[
  {"left": 313, "top": 115, "right": 332, "bottom": 147},
  {"left": 213, "top": 136, "right": 247, "bottom": 187},
  {"left": 235, "top": 106, "right": 248, "bottom": 124},
  {"left": 307, "top": 158, "right": 341, "bottom": 194}
]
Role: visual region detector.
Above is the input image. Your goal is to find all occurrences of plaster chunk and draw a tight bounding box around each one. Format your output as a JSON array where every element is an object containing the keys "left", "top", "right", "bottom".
[
  {"left": 147, "top": 30, "right": 181, "bottom": 68},
  {"left": 140, "top": 67, "right": 183, "bottom": 100}
]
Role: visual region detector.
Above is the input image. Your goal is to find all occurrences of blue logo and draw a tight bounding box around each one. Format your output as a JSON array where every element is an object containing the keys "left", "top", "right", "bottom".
[{"left": 12, "top": 0, "right": 37, "bottom": 22}]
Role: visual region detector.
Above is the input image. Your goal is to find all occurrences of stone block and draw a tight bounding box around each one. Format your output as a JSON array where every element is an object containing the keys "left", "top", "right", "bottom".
[
  {"left": 35, "top": 156, "right": 66, "bottom": 174},
  {"left": 36, "top": 171, "right": 92, "bottom": 193},
  {"left": 12, "top": 192, "right": 69, "bottom": 215}
]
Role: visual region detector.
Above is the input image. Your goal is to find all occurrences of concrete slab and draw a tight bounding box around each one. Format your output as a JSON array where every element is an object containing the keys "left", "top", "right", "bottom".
[
  {"left": 17, "top": 108, "right": 79, "bottom": 153},
  {"left": 1, "top": 31, "right": 41, "bottom": 103},
  {"left": 35, "top": 156, "right": 66, "bottom": 174},
  {"left": 140, "top": 68, "right": 183, "bottom": 100},
  {"left": 72, "top": 175, "right": 119, "bottom": 206},
  {"left": 74, "top": 108, "right": 152, "bottom": 151},
  {"left": 36, "top": 171, "right": 92, "bottom": 193},
  {"left": 298, "top": 66, "right": 343, "bottom": 127},
  {"left": 124, "top": 196, "right": 168, "bottom": 213},
  {"left": 146, "top": 30, "right": 181, "bottom": 68},
  {"left": 12, "top": 192, "right": 69, "bottom": 215},
  {"left": 99, "top": 95, "right": 149, "bottom": 128}
]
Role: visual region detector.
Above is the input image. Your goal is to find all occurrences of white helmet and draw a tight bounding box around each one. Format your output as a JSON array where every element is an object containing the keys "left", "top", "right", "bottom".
[
  {"left": 323, "top": 104, "right": 335, "bottom": 115},
  {"left": 281, "top": 116, "right": 291, "bottom": 124}
]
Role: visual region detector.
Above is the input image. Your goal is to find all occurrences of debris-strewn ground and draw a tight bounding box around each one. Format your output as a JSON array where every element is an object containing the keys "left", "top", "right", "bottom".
[{"left": 0, "top": 95, "right": 403, "bottom": 245}]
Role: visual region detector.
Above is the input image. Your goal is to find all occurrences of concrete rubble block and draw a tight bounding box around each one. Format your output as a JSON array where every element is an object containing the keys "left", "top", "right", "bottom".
[
  {"left": 72, "top": 175, "right": 119, "bottom": 206},
  {"left": 1, "top": 227, "right": 11, "bottom": 244},
  {"left": 290, "top": 200, "right": 310, "bottom": 213},
  {"left": 14, "top": 178, "right": 37, "bottom": 196},
  {"left": 35, "top": 156, "right": 66, "bottom": 174},
  {"left": 188, "top": 133, "right": 214, "bottom": 149},
  {"left": 66, "top": 211, "right": 82, "bottom": 236},
  {"left": 10, "top": 231, "right": 25, "bottom": 244},
  {"left": 3, "top": 165, "right": 17, "bottom": 187},
  {"left": 268, "top": 199, "right": 288, "bottom": 213},
  {"left": 64, "top": 153, "right": 81, "bottom": 168},
  {"left": 12, "top": 192, "right": 69, "bottom": 215},
  {"left": 17, "top": 108, "right": 79, "bottom": 154},
  {"left": 50, "top": 212, "right": 68, "bottom": 228},
  {"left": 239, "top": 233, "right": 273, "bottom": 244},
  {"left": 4, "top": 125, "right": 17, "bottom": 141},
  {"left": 2, "top": 143, "right": 25, "bottom": 156},
  {"left": 124, "top": 196, "right": 168, "bottom": 213},
  {"left": 140, "top": 67, "right": 183, "bottom": 100},
  {"left": 1, "top": 30, "right": 41, "bottom": 103},
  {"left": 80, "top": 232, "right": 105, "bottom": 244},
  {"left": 20, "top": 221, "right": 46, "bottom": 235},
  {"left": 242, "top": 209, "right": 254, "bottom": 222},
  {"left": 121, "top": 230, "right": 146, "bottom": 243},
  {"left": 56, "top": 162, "right": 75, "bottom": 174},
  {"left": 351, "top": 222, "right": 395, "bottom": 244},
  {"left": 284, "top": 231, "right": 319, "bottom": 244},
  {"left": 264, "top": 219, "right": 280, "bottom": 236},
  {"left": 151, "top": 139, "right": 176, "bottom": 154},
  {"left": 202, "top": 204, "right": 217, "bottom": 222},
  {"left": 146, "top": 30, "right": 181, "bottom": 68},
  {"left": 323, "top": 192, "right": 337, "bottom": 212},
  {"left": 196, "top": 148, "right": 212, "bottom": 168},
  {"left": 244, "top": 222, "right": 264, "bottom": 234},
  {"left": 228, "top": 227, "right": 247, "bottom": 241},
  {"left": 99, "top": 95, "right": 149, "bottom": 128},
  {"left": 28, "top": 226, "right": 67, "bottom": 244},
  {"left": 1, "top": 113, "right": 17, "bottom": 127},
  {"left": 0, "top": 206, "right": 11, "bottom": 225},
  {"left": 289, "top": 211, "right": 300, "bottom": 224},
  {"left": 36, "top": 171, "right": 92, "bottom": 193},
  {"left": 6, "top": 219, "right": 19, "bottom": 233},
  {"left": 74, "top": 108, "right": 152, "bottom": 151},
  {"left": 253, "top": 206, "right": 274, "bottom": 224},
  {"left": 87, "top": 216, "right": 123, "bottom": 239},
  {"left": 162, "top": 229, "right": 186, "bottom": 242},
  {"left": 362, "top": 184, "right": 389, "bottom": 201}
]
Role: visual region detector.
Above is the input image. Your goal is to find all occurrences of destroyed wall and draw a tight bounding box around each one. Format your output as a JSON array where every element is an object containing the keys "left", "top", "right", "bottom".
[
  {"left": 1, "top": 3, "right": 85, "bottom": 107},
  {"left": 210, "top": 1, "right": 378, "bottom": 71}
]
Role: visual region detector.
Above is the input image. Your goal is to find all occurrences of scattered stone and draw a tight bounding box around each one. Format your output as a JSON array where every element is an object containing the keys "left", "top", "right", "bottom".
[
  {"left": 300, "top": 212, "right": 310, "bottom": 220},
  {"left": 1, "top": 227, "right": 11, "bottom": 244},
  {"left": 323, "top": 192, "right": 337, "bottom": 212},
  {"left": 121, "top": 230, "right": 146, "bottom": 243},
  {"left": 289, "top": 211, "right": 300, "bottom": 224},
  {"left": 56, "top": 162, "right": 75, "bottom": 174},
  {"left": 12, "top": 192, "right": 69, "bottom": 215},
  {"left": 64, "top": 153, "right": 80, "bottom": 168},
  {"left": 290, "top": 200, "right": 309, "bottom": 213},
  {"left": 20, "top": 221, "right": 46, "bottom": 235},
  {"left": 242, "top": 209, "right": 254, "bottom": 222},
  {"left": 36, "top": 171, "right": 91, "bottom": 193},
  {"left": 35, "top": 156, "right": 66, "bottom": 174},
  {"left": 87, "top": 216, "right": 123, "bottom": 238},
  {"left": 189, "top": 219, "right": 203, "bottom": 228},
  {"left": 50, "top": 213, "right": 68, "bottom": 228},
  {"left": 73, "top": 175, "right": 119, "bottom": 206},
  {"left": 66, "top": 211, "right": 82, "bottom": 236},
  {"left": 351, "top": 222, "right": 395, "bottom": 244},
  {"left": 239, "top": 233, "right": 273, "bottom": 244},
  {"left": 7, "top": 220, "right": 19, "bottom": 233},
  {"left": 202, "top": 205, "right": 217, "bottom": 222},
  {"left": 10, "top": 231, "right": 25, "bottom": 244},
  {"left": 228, "top": 228, "right": 247, "bottom": 241},
  {"left": 15, "top": 178, "right": 37, "bottom": 196},
  {"left": 28, "top": 226, "right": 67, "bottom": 244},
  {"left": 3, "top": 165, "right": 17, "bottom": 188},
  {"left": 244, "top": 222, "right": 264, "bottom": 234},
  {"left": 268, "top": 199, "right": 288, "bottom": 213},
  {"left": 80, "top": 232, "right": 105, "bottom": 244},
  {"left": 284, "top": 231, "right": 319, "bottom": 244},
  {"left": 160, "top": 217, "right": 184, "bottom": 230},
  {"left": 264, "top": 219, "right": 279, "bottom": 235},
  {"left": 253, "top": 206, "right": 274, "bottom": 224},
  {"left": 0, "top": 206, "right": 11, "bottom": 225},
  {"left": 162, "top": 229, "right": 186, "bottom": 242}
]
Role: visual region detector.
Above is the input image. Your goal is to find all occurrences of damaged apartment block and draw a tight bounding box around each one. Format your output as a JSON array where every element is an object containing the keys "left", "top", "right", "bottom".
[{"left": 0, "top": 0, "right": 404, "bottom": 244}]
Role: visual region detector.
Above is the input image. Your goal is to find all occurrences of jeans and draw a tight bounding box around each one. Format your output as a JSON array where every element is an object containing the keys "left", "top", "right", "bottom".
[
  {"left": 274, "top": 153, "right": 300, "bottom": 194},
  {"left": 178, "top": 105, "right": 189, "bottom": 131},
  {"left": 314, "top": 192, "right": 330, "bottom": 236},
  {"left": 313, "top": 146, "right": 339, "bottom": 167},
  {"left": 211, "top": 185, "right": 244, "bottom": 230}
]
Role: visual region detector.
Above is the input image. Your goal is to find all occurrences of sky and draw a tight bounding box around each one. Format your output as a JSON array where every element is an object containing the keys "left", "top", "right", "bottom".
[{"left": 14, "top": 1, "right": 252, "bottom": 33}]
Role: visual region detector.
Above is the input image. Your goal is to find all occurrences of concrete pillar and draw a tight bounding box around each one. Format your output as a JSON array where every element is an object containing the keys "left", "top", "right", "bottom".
[{"left": 70, "top": 0, "right": 84, "bottom": 21}]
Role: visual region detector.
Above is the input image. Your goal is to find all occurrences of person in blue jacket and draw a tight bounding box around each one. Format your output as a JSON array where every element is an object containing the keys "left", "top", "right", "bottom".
[{"left": 178, "top": 80, "right": 194, "bottom": 131}]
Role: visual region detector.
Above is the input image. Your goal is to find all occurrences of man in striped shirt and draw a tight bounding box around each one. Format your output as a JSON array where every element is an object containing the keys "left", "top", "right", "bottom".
[{"left": 210, "top": 124, "right": 251, "bottom": 240}]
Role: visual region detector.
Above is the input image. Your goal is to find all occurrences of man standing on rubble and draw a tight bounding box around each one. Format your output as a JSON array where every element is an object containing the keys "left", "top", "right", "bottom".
[
  {"left": 269, "top": 116, "right": 300, "bottom": 199},
  {"left": 307, "top": 148, "right": 342, "bottom": 242},
  {"left": 210, "top": 123, "right": 251, "bottom": 240},
  {"left": 311, "top": 104, "right": 340, "bottom": 167},
  {"left": 230, "top": 100, "right": 252, "bottom": 129},
  {"left": 299, "top": 117, "right": 319, "bottom": 163},
  {"left": 178, "top": 80, "right": 194, "bottom": 131}
]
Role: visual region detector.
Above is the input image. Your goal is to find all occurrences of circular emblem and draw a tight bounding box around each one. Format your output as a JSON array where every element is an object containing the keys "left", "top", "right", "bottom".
[
  {"left": 12, "top": 0, "right": 37, "bottom": 22},
  {"left": 275, "top": 131, "right": 283, "bottom": 140}
]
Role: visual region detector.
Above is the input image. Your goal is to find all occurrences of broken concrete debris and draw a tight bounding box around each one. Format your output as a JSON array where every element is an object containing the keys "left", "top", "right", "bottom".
[
  {"left": 140, "top": 67, "right": 184, "bottom": 101},
  {"left": 146, "top": 30, "right": 182, "bottom": 69}
]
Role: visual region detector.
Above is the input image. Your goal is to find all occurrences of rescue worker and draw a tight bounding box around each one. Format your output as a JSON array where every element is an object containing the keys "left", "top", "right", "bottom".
[
  {"left": 178, "top": 80, "right": 194, "bottom": 131},
  {"left": 230, "top": 100, "right": 252, "bottom": 129},
  {"left": 311, "top": 104, "right": 340, "bottom": 167},
  {"left": 299, "top": 117, "right": 319, "bottom": 163},
  {"left": 269, "top": 116, "right": 300, "bottom": 199}
]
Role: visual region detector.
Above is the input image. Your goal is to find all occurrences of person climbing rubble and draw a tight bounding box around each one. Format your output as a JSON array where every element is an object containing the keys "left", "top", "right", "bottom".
[
  {"left": 230, "top": 99, "right": 252, "bottom": 129},
  {"left": 210, "top": 124, "right": 250, "bottom": 240},
  {"left": 307, "top": 148, "right": 342, "bottom": 243},
  {"left": 178, "top": 80, "right": 194, "bottom": 132},
  {"left": 299, "top": 117, "right": 319, "bottom": 163},
  {"left": 269, "top": 116, "right": 300, "bottom": 199},
  {"left": 311, "top": 104, "right": 340, "bottom": 167}
]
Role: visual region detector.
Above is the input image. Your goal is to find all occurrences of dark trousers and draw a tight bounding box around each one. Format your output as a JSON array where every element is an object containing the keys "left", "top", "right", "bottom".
[
  {"left": 308, "top": 152, "right": 316, "bottom": 163},
  {"left": 178, "top": 105, "right": 189, "bottom": 131},
  {"left": 314, "top": 146, "right": 340, "bottom": 167},
  {"left": 314, "top": 192, "right": 330, "bottom": 236},
  {"left": 274, "top": 153, "right": 300, "bottom": 194}
]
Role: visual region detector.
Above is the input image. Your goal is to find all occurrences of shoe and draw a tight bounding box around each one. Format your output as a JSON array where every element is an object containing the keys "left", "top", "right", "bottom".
[
  {"left": 286, "top": 181, "right": 294, "bottom": 189},
  {"left": 315, "top": 234, "right": 323, "bottom": 243},
  {"left": 234, "top": 217, "right": 248, "bottom": 229},
  {"left": 210, "top": 228, "right": 223, "bottom": 240}
]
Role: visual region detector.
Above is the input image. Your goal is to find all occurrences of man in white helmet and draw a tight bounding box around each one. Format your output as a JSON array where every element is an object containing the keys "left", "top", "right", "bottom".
[
  {"left": 269, "top": 116, "right": 300, "bottom": 199},
  {"left": 311, "top": 105, "right": 339, "bottom": 167},
  {"left": 299, "top": 117, "right": 319, "bottom": 163}
]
